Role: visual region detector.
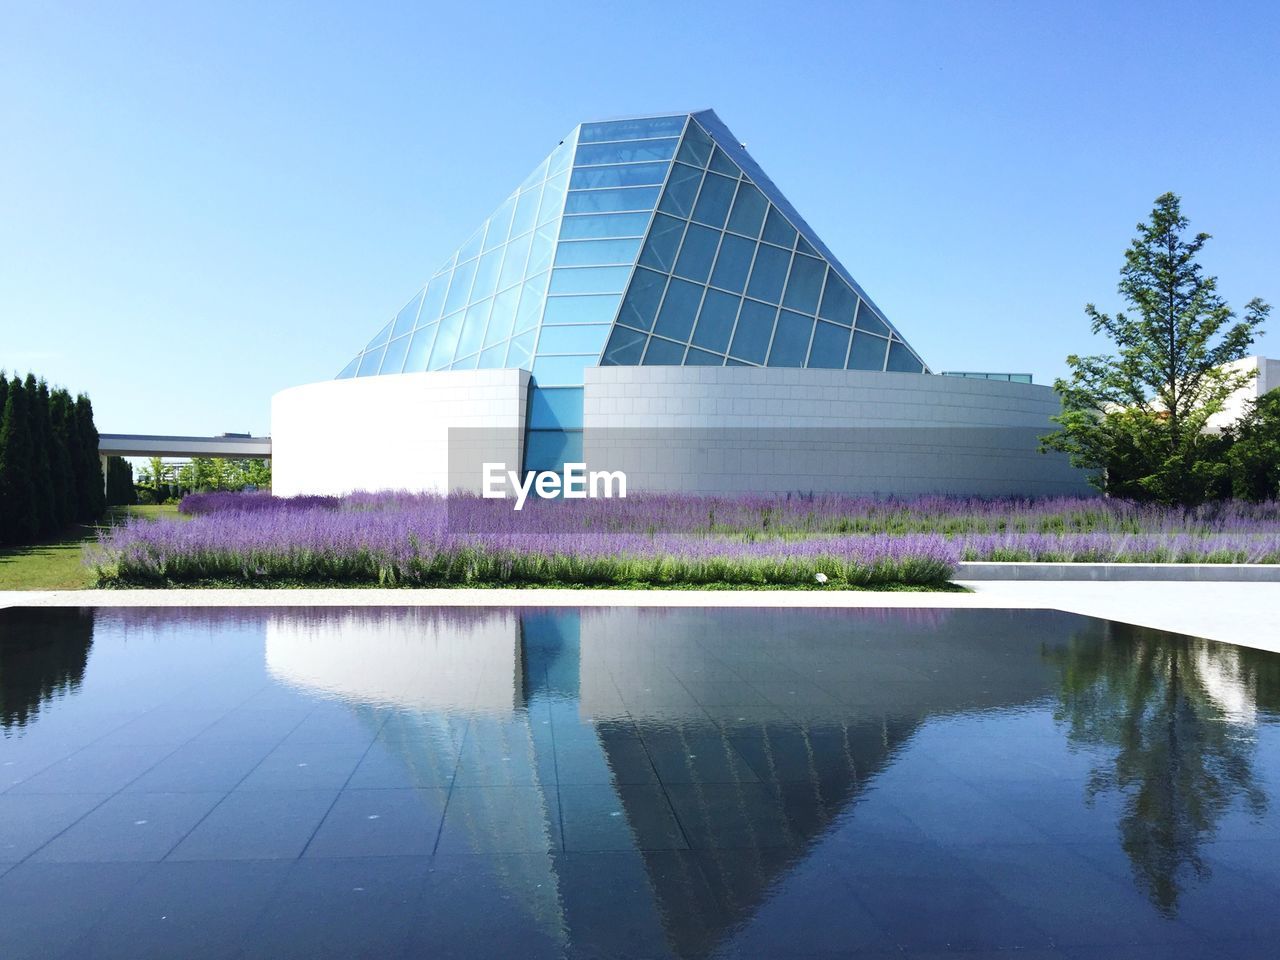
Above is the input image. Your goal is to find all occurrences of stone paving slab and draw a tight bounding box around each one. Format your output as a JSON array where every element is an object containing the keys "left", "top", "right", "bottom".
[{"left": 958, "top": 561, "right": 1280, "bottom": 582}]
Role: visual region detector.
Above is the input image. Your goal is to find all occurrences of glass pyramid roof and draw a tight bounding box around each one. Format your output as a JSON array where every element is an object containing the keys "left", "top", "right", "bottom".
[{"left": 336, "top": 110, "right": 929, "bottom": 384}]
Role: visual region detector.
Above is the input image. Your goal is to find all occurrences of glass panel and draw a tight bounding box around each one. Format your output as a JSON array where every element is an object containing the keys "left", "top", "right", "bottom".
[
  {"left": 526, "top": 220, "right": 559, "bottom": 277},
  {"left": 528, "top": 387, "right": 585, "bottom": 429},
  {"left": 746, "top": 244, "right": 791, "bottom": 304},
  {"left": 336, "top": 357, "right": 359, "bottom": 379},
  {"left": 855, "top": 299, "right": 891, "bottom": 336},
  {"left": 442, "top": 258, "right": 477, "bottom": 316},
  {"left": 676, "top": 122, "right": 713, "bottom": 167},
  {"left": 484, "top": 286, "right": 520, "bottom": 346},
  {"left": 505, "top": 329, "right": 536, "bottom": 368},
  {"left": 887, "top": 339, "right": 924, "bottom": 372},
  {"left": 419, "top": 274, "right": 449, "bottom": 327},
  {"left": 484, "top": 195, "right": 516, "bottom": 251},
  {"left": 564, "top": 186, "right": 661, "bottom": 214},
  {"left": 379, "top": 333, "right": 411, "bottom": 374},
  {"left": 672, "top": 223, "right": 720, "bottom": 283},
  {"left": 726, "top": 181, "right": 767, "bottom": 238},
  {"left": 356, "top": 347, "right": 385, "bottom": 376},
  {"left": 709, "top": 233, "right": 755, "bottom": 293},
  {"left": 457, "top": 226, "right": 484, "bottom": 264},
  {"left": 559, "top": 212, "right": 651, "bottom": 240},
  {"left": 600, "top": 324, "right": 647, "bottom": 365},
  {"left": 549, "top": 266, "right": 630, "bottom": 295},
  {"left": 456, "top": 299, "right": 491, "bottom": 359},
  {"left": 657, "top": 162, "right": 703, "bottom": 218},
  {"left": 796, "top": 234, "right": 819, "bottom": 257},
  {"left": 542, "top": 293, "right": 622, "bottom": 325},
  {"left": 617, "top": 267, "right": 667, "bottom": 331},
  {"left": 477, "top": 343, "right": 506, "bottom": 369},
  {"left": 782, "top": 255, "right": 825, "bottom": 315},
  {"left": 807, "top": 320, "right": 851, "bottom": 369},
  {"left": 726, "top": 357, "right": 752, "bottom": 366},
  {"left": 547, "top": 135, "right": 575, "bottom": 176},
  {"left": 578, "top": 116, "right": 686, "bottom": 142},
  {"left": 570, "top": 162, "right": 669, "bottom": 189},
  {"left": 498, "top": 230, "right": 532, "bottom": 290},
  {"left": 536, "top": 323, "right": 610, "bottom": 356},
  {"left": 531, "top": 354, "right": 594, "bottom": 385},
  {"left": 451, "top": 352, "right": 478, "bottom": 370},
  {"left": 848, "top": 331, "right": 889, "bottom": 371},
  {"left": 642, "top": 336, "right": 686, "bottom": 365},
  {"left": 708, "top": 146, "right": 738, "bottom": 177},
  {"left": 818, "top": 273, "right": 857, "bottom": 326},
  {"left": 519, "top": 155, "right": 549, "bottom": 192},
  {"left": 471, "top": 246, "right": 504, "bottom": 302},
  {"left": 364, "top": 319, "right": 393, "bottom": 352},
  {"left": 684, "top": 347, "right": 724, "bottom": 366},
  {"left": 391, "top": 290, "right": 423, "bottom": 338},
  {"left": 691, "top": 173, "right": 736, "bottom": 229},
  {"left": 554, "top": 237, "right": 643, "bottom": 267},
  {"left": 574, "top": 139, "right": 678, "bottom": 165},
  {"left": 432, "top": 252, "right": 456, "bottom": 277},
  {"left": 654, "top": 277, "right": 703, "bottom": 342},
  {"left": 537, "top": 172, "right": 568, "bottom": 225},
  {"left": 762, "top": 207, "right": 797, "bottom": 248},
  {"left": 638, "top": 214, "right": 685, "bottom": 272},
  {"left": 404, "top": 324, "right": 436, "bottom": 372},
  {"left": 429, "top": 311, "right": 463, "bottom": 369},
  {"left": 691, "top": 289, "right": 740, "bottom": 353},
  {"left": 510, "top": 183, "right": 542, "bottom": 239},
  {"left": 514, "top": 272, "right": 549, "bottom": 334},
  {"left": 767, "top": 310, "right": 813, "bottom": 367},
  {"left": 524, "top": 430, "right": 583, "bottom": 474},
  {"left": 728, "top": 300, "right": 776, "bottom": 364}
]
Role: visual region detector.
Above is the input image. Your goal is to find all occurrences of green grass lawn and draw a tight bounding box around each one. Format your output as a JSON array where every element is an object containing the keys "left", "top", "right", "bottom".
[{"left": 0, "top": 505, "right": 178, "bottom": 591}]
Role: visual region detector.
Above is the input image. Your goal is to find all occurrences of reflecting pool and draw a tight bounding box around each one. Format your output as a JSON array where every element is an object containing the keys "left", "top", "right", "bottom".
[{"left": 2, "top": 605, "right": 1279, "bottom": 959}]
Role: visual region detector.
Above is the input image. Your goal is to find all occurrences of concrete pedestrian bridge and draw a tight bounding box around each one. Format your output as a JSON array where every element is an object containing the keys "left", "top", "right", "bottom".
[{"left": 97, "top": 433, "right": 272, "bottom": 459}]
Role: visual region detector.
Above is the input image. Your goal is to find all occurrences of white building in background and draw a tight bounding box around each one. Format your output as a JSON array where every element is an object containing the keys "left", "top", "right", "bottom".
[
  {"left": 1206, "top": 356, "right": 1280, "bottom": 432},
  {"left": 272, "top": 110, "right": 1092, "bottom": 498}
]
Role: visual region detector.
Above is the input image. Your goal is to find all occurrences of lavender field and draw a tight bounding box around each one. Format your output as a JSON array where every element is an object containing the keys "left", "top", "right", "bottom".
[{"left": 89, "top": 491, "right": 1280, "bottom": 587}]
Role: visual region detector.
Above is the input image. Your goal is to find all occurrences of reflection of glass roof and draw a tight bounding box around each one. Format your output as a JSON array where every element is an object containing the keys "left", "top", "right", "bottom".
[{"left": 336, "top": 110, "right": 930, "bottom": 385}]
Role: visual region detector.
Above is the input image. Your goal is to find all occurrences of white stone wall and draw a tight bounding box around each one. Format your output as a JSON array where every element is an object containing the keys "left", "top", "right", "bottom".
[
  {"left": 1206, "top": 356, "right": 1280, "bottom": 432},
  {"left": 582, "top": 367, "right": 1092, "bottom": 496},
  {"left": 270, "top": 369, "right": 528, "bottom": 496}
]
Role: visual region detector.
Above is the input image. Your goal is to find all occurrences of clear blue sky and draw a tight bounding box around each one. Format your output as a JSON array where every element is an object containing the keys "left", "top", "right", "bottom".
[{"left": 2, "top": 0, "right": 1276, "bottom": 435}]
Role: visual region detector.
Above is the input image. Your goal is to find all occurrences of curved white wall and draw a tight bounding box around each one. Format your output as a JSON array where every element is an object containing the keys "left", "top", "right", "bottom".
[
  {"left": 270, "top": 369, "right": 528, "bottom": 496},
  {"left": 581, "top": 367, "right": 1092, "bottom": 497},
  {"left": 271, "top": 366, "right": 1089, "bottom": 497}
]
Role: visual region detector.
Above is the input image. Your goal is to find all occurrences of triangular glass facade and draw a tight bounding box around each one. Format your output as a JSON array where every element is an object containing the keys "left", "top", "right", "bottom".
[
  {"left": 336, "top": 111, "right": 930, "bottom": 470},
  {"left": 337, "top": 109, "right": 928, "bottom": 382}
]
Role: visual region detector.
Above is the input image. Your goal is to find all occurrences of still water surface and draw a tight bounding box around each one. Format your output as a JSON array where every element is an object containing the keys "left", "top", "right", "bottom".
[{"left": 1, "top": 605, "right": 1279, "bottom": 959}]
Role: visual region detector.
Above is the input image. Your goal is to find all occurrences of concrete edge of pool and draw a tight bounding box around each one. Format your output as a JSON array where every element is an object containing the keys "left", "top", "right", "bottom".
[{"left": 2, "top": 581, "right": 1277, "bottom": 654}]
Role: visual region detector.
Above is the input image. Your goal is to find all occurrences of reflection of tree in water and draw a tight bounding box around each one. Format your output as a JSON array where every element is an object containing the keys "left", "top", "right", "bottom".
[
  {"left": 1046, "top": 621, "right": 1271, "bottom": 914},
  {"left": 0, "top": 608, "right": 94, "bottom": 732}
]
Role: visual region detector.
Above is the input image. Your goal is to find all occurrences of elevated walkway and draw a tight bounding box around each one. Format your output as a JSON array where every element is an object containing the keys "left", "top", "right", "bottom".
[{"left": 98, "top": 433, "right": 272, "bottom": 458}]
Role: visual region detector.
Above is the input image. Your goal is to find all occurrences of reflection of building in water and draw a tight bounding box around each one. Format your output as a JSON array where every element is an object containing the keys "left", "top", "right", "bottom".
[
  {"left": 265, "top": 606, "right": 523, "bottom": 713},
  {"left": 575, "top": 606, "right": 1074, "bottom": 957},
  {"left": 0, "top": 607, "right": 94, "bottom": 732},
  {"left": 264, "top": 606, "right": 568, "bottom": 948},
  {"left": 1195, "top": 643, "right": 1257, "bottom": 726},
  {"left": 257, "top": 605, "right": 1271, "bottom": 956}
]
